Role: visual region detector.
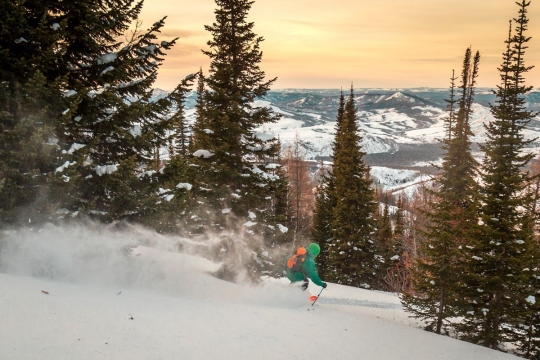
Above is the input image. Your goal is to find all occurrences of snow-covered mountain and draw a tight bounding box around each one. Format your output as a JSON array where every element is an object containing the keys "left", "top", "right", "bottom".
[
  {"left": 180, "top": 88, "right": 540, "bottom": 170},
  {"left": 0, "top": 224, "right": 521, "bottom": 359},
  {"left": 258, "top": 89, "right": 540, "bottom": 166},
  {"left": 174, "top": 88, "right": 540, "bottom": 195}
]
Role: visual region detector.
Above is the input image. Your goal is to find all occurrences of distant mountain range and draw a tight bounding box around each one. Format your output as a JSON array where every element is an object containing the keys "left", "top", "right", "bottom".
[{"left": 174, "top": 88, "right": 540, "bottom": 170}]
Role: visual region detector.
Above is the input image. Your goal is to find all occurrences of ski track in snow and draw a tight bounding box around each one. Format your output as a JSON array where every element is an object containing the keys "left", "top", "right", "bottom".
[{"left": 317, "top": 297, "right": 402, "bottom": 309}]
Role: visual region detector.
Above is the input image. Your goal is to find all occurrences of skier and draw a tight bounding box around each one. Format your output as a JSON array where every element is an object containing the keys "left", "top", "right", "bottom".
[{"left": 286, "top": 243, "right": 327, "bottom": 291}]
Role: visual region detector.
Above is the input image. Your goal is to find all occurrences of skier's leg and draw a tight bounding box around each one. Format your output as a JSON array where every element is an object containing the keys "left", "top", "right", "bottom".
[{"left": 286, "top": 268, "right": 307, "bottom": 288}]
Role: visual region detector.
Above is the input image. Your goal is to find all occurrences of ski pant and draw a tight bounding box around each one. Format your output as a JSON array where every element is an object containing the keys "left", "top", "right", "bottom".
[{"left": 286, "top": 268, "right": 306, "bottom": 283}]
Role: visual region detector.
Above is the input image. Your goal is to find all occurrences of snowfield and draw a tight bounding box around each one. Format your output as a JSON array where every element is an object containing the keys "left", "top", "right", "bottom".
[
  {"left": 0, "top": 224, "right": 520, "bottom": 360},
  {"left": 371, "top": 166, "right": 432, "bottom": 195}
]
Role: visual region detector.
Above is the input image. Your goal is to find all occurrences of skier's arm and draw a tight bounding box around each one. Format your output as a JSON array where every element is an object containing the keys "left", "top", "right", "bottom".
[{"left": 304, "top": 258, "right": 325, "bottom": 287}]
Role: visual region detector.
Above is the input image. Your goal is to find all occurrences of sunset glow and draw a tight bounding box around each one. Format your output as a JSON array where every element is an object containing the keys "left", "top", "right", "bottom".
[{"left": 140, "top": 0, "right": 540, "bottom": 89}]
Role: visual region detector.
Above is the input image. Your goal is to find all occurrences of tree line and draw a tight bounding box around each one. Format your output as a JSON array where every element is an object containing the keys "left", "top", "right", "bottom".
[
  {"left": 0, "top": 0, "right": 296, "bottom": 280},
  {"left": 309, "top": 1, "right": 539, "bottom": 357},
  {"left": 0, "top": 0, "right": 539, "bottom": 357}
]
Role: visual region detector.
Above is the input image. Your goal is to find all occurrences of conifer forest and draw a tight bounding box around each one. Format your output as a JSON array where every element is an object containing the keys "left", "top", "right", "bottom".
[{"left": 1, "top": 0, "right": 539, "bottom": 357}]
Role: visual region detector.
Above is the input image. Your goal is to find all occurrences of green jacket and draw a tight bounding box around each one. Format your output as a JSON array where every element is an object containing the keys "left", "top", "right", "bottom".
[{"left": 285, "top": 247, "right": 324, "bottom": 287}]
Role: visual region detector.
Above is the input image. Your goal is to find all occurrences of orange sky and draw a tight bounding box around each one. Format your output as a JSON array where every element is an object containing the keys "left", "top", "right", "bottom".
[{"left": 139, "top": 0, "right": 540, "bottom": 90}]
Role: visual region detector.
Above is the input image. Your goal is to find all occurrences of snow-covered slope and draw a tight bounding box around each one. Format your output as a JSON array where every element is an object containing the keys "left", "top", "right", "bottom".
[
  {"left": 0, "top": 224, "right": 520, "bottom": 360},
  {"left": 371, "top": 166, "right": 432, "bottom": 196}
]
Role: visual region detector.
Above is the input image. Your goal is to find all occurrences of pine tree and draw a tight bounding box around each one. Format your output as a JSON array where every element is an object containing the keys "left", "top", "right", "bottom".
[
  {"left": 310, "top": 165, "right": 334, "bottom": 279},
  {"left": 50, "top": 3, "right": 189, "bottom": 221},
  {"left": 375, "top": 192, "right": 398, "bottom": 290},
  {"left": 185, "top": 0, "right": 285, "bottom": 281},
  {"left": 326, "top": 86, "right": 379, "bottom": 289},
  {"left": 190, "top": 68, "right": 209, "bottom": 152},
  {"left": 376, "top": 193, "right": 394, "bottom": 271},
  {"left": 190, "top": 0, "right": 282, "bottom": 233},
  {"left": 143, "top": 80, "right": 195, "bottom": 233},
  {"left": 402, "top": 47, "right": 480, "bottom": 334},
  {"left": 0, "top": 0, "right": 190, "bottom": 224},
  {"left": 0, "top": 73, "right": 65, "bottom": 226},
  {"left": 0, "top": 0, "right": 69, "bottom": 226},
  {"left": 385, "top": 193, "right": 411, "bottom": 292},
  {"left": 264, "top": 137, "right": 292, "bottom": 248},
  {"left": 168, "top": 85, "right": 191, "bottom": 159},
  {"left": 457, "top": 1, "right": 537, "bottom": 349},
  {"left": 310, "top": 91, "right": 345, "bottom": 279}
]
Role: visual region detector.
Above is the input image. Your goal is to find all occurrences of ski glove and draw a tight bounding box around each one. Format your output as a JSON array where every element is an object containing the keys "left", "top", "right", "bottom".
[{"left": 322, "top": 282, "right": 327, "bottom": 289}]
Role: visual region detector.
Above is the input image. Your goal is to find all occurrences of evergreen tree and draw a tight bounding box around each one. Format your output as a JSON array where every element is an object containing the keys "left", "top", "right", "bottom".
[
  {"left": 311, "top": 165, "right": 334, "bottom": 279},
  {"left": 0, "top": 73, "right": 65, "bottom": 226},
  {"left": 386, "top": 193, "right": 410, "bottom": 290},
  {"left": 143, "top": 80, "right": 195, "bottom": 233},
  {"left": 326, "top": 86, "right": 379, "bottom": 289},
  {"left": 51, "top": 3, "right": 188, "bottom": 221},
  {"left": 190, "top": 0, "right": 282, "bottom": 235},
  {"left": 0, "top": 0, "right": 71, "bottom": 226},
  {"left": 168, "top": 85, "right": 191, "bottom": 159},
  {"left": 0, "top": 0, "right": 190, "bottom": 224},
  {"left": 457, "top": 1, "right": 537, "bottom": 349},
  {"left": 310, "top": 91, "right": 345, "bottom": 279},
  {"left": 190, "top": 68, "right": 209, "bottom": 152},
  {"left": 394, "top": 194, "right": 406, "bottom": 242},
  {"left": 185, "top": 0, "right": 285, "bottom": 281},
  {"left": 376, "top": 193, "right": 394, "bottom": 271},
  {"left": 264, "top": 137, "right": 292, "bottom": 247},
  {"left": 402, "top": 47, "right": 480, "bottom": 334}
]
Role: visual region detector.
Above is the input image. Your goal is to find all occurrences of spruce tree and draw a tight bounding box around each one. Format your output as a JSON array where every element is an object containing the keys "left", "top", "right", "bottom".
[
  {"left": 190, "top": 0, "right": 282, "bottom": 235},
  {"left": 386, "top": 193, "right": 410, "bottom": 291},
  {"left": 457, "top": 1, "right": 537, "bottom": 349},
  {"left": 264, "top": 137, "right": 292, "bottom": 247},
  {"left": 185, "top": 0, "right": 285, "bottom": 281},
  {"left": 326, "top": 86, "right": 379, "bottom": 289},
  {"left": 168, "top": 85, "right": 191, "bottom": 159},
  {"left": 190, "top": 69, "right": 209, "bottom": 152},
  {"left": 311, "top": 165, "right": 334, "bottom": 279},
  {"left": 0, "top": 0, "right": 190, "bottom": 224},
  {"left": 0, "top": 0, "right": 69, "bottom": 226},
  {"left": 310, "top": 91, "right": 345, "bottom": 279},
  {"left": 142, "top": 80, "right": 195, "bottom": 233},
  {"left": 402, "top": 47, "right": 480, "bottom": 334},
  {"left": 51, "top": 3, "right": 189, "bottom": 221},
  {"left": 374, "top": 192, "right": 405, "bottom": 291},
  {"left": 376, "top": 193, "right": 394, "bottom": 274}
]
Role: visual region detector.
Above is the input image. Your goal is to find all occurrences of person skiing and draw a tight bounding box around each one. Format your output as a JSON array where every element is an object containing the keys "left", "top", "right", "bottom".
[{"left": 286, "top": 243, "right": 327, "bottom": 291}]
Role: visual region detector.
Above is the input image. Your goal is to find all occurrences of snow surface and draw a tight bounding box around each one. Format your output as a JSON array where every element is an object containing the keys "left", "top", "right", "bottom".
[
  {"left": 0, "top": 224, "right": 520, "bottom": 360},
  {"left": 371, "top": 166, "right": 432, "bottom": 196}
]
